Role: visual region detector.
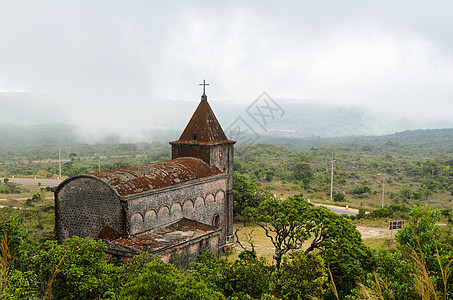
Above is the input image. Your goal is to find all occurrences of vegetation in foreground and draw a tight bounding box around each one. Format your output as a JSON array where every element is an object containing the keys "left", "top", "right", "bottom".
[
  {"left": 1, "top": 197, "right": 452, "bottom": 299},
  {"left": 1, "top": 131, "right": 453, "bottom": 298}
]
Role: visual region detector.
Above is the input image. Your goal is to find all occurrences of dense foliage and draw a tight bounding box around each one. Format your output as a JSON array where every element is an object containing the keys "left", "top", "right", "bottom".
[
  {"left": 1, "top": 204, "right": 452, "bottom": 299},
  {"left": 1, "top": 130, "right": 453, "bottom": 298}
]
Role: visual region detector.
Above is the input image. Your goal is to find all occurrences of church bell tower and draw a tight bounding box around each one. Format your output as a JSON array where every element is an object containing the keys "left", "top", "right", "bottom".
[{"left": 170, "top": 80, "right": 235, "bottom": 243}]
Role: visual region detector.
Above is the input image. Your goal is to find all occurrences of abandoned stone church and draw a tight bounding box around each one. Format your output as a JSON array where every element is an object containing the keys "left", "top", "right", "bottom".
[{"left": 54, "top": 86, "right": 235, "bottom": 264}]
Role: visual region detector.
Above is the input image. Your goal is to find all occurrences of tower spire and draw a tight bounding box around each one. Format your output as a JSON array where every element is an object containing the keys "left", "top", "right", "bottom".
[{"left": 199, "top": 79, "right": 209, "bottom": 101}]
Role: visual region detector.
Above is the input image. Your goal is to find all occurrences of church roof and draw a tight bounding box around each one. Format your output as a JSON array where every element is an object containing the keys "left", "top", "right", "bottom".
[
  {"left": 170, "top": 99, "right": 234, "bottom": 145},
  {"left": 86, "top": 157, "right": 223, "bottom": 197},
  {"left": 106, "top": 218, "right": 220, "bottom": 255}
]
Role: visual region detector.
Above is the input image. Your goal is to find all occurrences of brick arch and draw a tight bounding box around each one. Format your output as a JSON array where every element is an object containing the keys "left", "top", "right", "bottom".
[
  {"left": 212, "top": 214, "right": 220, "bottom": 228},
  {"left": 157, "top": 205, "right": 170, "bottom": 219},
  {"left": 131, "top": 211, "right": 144, "bottom": 222},
  {"left": 215, "top": 190, "right": 225, "bottom": 202},
  {"left": 194, "top": 196, "right": 205, "bottom": 210},
  {"left": 183, "top": 199, "right": 194, "bottom": 213},
  {"left": 130, "top": 212, "right": 144, "bottom": 235},
  {"left": 156, "top": 205, "right": 170, "bottom": 228},
  {"left": 205, "top": 193, "right": 215, "bottom": 206},
  {"left": 144, "top": 209, "right": 157, "bottom": 224},
  {"left": 170, "top": 202, "right": 183, "bottom": 220}
]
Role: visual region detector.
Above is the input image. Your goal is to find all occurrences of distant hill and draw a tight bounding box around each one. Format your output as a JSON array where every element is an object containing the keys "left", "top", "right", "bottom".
[
  {"left": 2, "top": 92, "right": 453, "bottom": 144},
  {"left": 259, "top": 128, "right": 453, "bottom": 153},
  {"left": 1, "top": 119, "right": 453, "bottom": 150}
]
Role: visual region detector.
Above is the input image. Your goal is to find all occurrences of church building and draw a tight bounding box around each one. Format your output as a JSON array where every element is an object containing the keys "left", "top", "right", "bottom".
[{"left": 54, "top": 82, "right": 235, "bottom": 265}]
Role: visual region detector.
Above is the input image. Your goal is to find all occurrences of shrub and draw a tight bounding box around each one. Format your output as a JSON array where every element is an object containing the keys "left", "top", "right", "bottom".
[
  {"left": 333, "top": 192, "right": 346, "bottom": 202},
  {"left": 32, "top": 237, "right": 110, "bottom": 300},
  {"left": 120, "top": 253, "right": 223, "bottom": 300},
  {"left": 270, "top": 251, "right": 327, "bottom": 299},
  {"left": 191, "top": 250, "right": 271, "bottom": 299},
  {"left": 351, "top": 185, "right": 372, "bottom": 195}
]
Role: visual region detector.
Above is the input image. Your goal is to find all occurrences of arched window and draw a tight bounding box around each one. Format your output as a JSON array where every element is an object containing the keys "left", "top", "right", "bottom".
[{"left": 212, "top": 214, "right": 220, "bottom": 228}]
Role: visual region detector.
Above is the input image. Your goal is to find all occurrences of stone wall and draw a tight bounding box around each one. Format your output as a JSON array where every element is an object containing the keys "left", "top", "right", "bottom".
[
  {"left": 159, "top": 233, "right": 219, "bottom": 269},
  {"left": 127, "top": 177, "right": 228, "bottom": 245},
  {"left": 55, "top": 177, "right": 123, "bottom": 243}
]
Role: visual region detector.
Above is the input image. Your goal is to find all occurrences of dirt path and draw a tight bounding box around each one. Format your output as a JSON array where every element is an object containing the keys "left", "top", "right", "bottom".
[{"left": 356, "top": 225, "right": 389, "bottom": 239}]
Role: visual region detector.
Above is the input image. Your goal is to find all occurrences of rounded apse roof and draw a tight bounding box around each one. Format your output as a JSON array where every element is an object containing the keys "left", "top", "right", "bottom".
[{"left": 57, "top": 157, "right": 223, "bottom": 198}]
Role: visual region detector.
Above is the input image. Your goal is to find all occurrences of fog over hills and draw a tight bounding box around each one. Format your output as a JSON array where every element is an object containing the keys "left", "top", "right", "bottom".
[
  {"left": 1, "top": 1, "right": 453, "bottom": 147},
  {"left": 1, "top": 92, "right": 453, "bottom": 145}
]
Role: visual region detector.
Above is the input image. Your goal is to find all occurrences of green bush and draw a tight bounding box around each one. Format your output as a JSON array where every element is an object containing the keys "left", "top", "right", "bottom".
[
  {"left": 32, "top": 237, "right": 111, "bottom": 300},
  {"left": 370, "top": 208, "right": 393, "bottom": 219},
  {"left": 351, "top": 185, "right": 372, "bottom": 195},
  {"left": 192, "top": 250, "right": 271, "bottom": 299},
  {"left": 270, "top": 251, "right": 327, "bottom": 300},
  {"left": 4, "top": 269, "right": 39, "bottom": 299},
  {"left": 120, "top": 253, "right": 223, "bottom": 300},
  {"left": 0, "top": 212, "right": 34, "bottom": 270},
  {"left": 333, "top": 192, "right": 346, "bottom": 202}
]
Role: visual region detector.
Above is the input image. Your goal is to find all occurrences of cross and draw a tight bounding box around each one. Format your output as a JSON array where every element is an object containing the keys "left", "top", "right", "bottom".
[{"left": 199, "top": 80, "right": 209, "bottom": 97}]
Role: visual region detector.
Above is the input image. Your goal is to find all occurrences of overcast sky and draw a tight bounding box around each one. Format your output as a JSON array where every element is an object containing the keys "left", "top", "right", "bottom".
[{"left": 0, "top": 1, "right": 452, "bottom": 134}]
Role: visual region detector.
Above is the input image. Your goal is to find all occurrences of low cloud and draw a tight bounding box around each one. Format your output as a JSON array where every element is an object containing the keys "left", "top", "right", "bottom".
[{"left": 0, "top": 1, "right": 452, "bottom": 136}]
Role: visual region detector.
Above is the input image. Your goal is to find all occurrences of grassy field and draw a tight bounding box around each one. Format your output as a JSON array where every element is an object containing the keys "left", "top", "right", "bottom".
[
  {"left": 0, "top": 186, "right": 53, "bottom": 208},
  {"left": 229, "top": 220, "right": 396, "bottom": 262}
]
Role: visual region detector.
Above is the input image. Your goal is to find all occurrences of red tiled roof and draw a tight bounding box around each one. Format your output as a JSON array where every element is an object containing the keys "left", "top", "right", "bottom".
[
  {"left": 89, "top": 157, "right": 222, "bottom": 197},
  {"left": 171, "top": 100, "right": 234, "bottom": 145},
  {"left": 110, "top": 218, "right": 219, "bottom": 253}
]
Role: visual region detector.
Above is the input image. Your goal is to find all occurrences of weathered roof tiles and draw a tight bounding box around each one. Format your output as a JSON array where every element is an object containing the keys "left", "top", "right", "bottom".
[
  {"left": 89, "top": 157, "right": 223, "bottom": 197},
  {"left": 170, "top": 99, "right": 234, "bottom": 145}
]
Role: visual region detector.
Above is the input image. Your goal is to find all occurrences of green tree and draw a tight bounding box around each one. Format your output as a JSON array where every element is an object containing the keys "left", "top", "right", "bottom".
[
  {"left": 251, "top": 196, "right": 374, "bottom": 296},
  {"left": 32, "top": 237, "right": 111, "bottom": 300},
  {"left": 233, "top": 173, "right": 274, "bottom": 216},
  {"left": 397, "top": 206, "right": 442, "bottom": 256},
  {"left": 351, "top": 184, "right": 372, "bottom": 196},
  {"left": 396, "top": 205, "right": 453, "bottom": 297},
  {"left": 0, "top": 212, "right": 34, "bottom": 270},
  {"left": 333, "top": 192, "right": 346, "bottom": 202},
  {"left": 251, "top": 195, "right": 314, "bottom": 270},
  {"left": 191, "top": 250, "right": 271, "bottom": 299},
  {"left": 270, "top": 251, "right": 327, "bottom": 300},
  {"left": 304, "top": 205, "right": 374, "bottom": 297},
  {"left": 120, "top": 253, "right": 223, "bottom": 300},
  {"left": 364, "top": 249, "right": 418, "bottom": 300},
  {"left": 292, "top": 162, "right": 313, "bottom": 181}
]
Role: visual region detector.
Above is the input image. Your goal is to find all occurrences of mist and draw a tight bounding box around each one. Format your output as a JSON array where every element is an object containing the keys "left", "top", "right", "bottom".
[{"left": 1, "top": 1, "right": 453, "bottom": 142}]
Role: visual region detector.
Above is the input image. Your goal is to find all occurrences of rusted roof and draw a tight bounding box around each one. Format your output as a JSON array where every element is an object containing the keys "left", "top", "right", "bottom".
[
  {"left": 108, "top": 218, "right": 219, "bottom": 253},
  {"left": 89, "top": 157, "right": 222, "bottom": 197},
  {"left": 171, "top": 100, "right": 234, "bottom": 145}
]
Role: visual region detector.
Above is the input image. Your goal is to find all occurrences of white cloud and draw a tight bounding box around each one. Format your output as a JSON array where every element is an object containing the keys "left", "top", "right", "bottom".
[{"left": 0, "top": 1, "right": 453, "bottom": 133}]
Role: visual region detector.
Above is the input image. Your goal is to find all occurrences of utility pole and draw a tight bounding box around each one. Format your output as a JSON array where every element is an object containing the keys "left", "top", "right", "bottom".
[
  {"left": 330, "top": 159, "right": 335, "bottom": 201},
  {"left": 59, "top": 146, "right": 62, "bottom": 180},
  {"left": 94, "top": 153, "right": 101, "bottom": 172},
  {"left": 378, "top": 173, "right": 386, "bottom": 208}
]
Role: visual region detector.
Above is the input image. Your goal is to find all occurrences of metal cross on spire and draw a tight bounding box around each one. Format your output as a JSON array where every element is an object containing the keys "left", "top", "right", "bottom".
[{"left": 199, "top": 79, "right": 209, "bottom": 101}]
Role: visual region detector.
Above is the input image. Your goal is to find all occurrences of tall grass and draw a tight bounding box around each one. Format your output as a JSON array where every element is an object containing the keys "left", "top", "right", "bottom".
[
  {"left": 358, "top": 271, "right": 394, "bottom": 300},
  {"left": 0, "top": 233, "right": 9, "bottom": 300},
  {"left": 42, "top": 250, "right": 67, "bottom": 300},
  {"left": 410, "top": 241, "right": 453, "bottom": 300},
  {"left": 328, "top": 265, "right": 339, "bottom": 300},
  {"left": 359, "top": 239, "right": 453, "bottom": 300}
]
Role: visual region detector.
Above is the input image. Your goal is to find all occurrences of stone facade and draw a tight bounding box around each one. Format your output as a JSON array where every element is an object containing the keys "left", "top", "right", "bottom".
[
  {"left": 54, "top": 93, "right": 235, "bottom": 262},
  {"left": 55, "top": 176, "right": 124, "bottom": 243},
  {"left": 126, "top": 176, "right": 228, "bottom": 245}
]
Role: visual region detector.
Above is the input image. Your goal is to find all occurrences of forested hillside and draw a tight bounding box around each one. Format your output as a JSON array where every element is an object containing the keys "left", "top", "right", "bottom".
[
  {"left": 1, "top": 128, "right": 452, "bottom": 210},
  {"left": 1, "top": 129, "right": 452, "bottom": 299}
]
